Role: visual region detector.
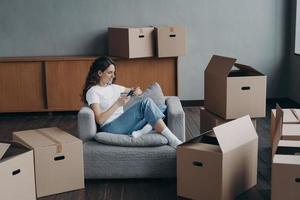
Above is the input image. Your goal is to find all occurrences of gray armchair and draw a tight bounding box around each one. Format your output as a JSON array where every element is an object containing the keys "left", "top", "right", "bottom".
[{"left": 77, "top": 96, "right": 185, "bottom": 179}]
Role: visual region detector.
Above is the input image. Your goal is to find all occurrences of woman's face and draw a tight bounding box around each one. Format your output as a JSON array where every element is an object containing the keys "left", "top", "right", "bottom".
[{"left": 98, "top": 64, "right": 115, "bottom": 85}]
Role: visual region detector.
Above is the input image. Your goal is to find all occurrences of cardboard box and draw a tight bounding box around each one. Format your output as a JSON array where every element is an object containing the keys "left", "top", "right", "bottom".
[
  {"left": 177, "top": 115, "right": 258, "bottom": 200},
  {"left": 271, "top": 105, "right": 300, "bottom": 200},
  {"left": 0, "top": 141, "right": 36, "bottom": 200},
  {"left": 200, "top": 107, "right": 256, "bottom": 133},
  {"left": 13, "top": 127, "right": 84, "bottom": 198},
  {"left": 155, "top": 26, "right": 186, "bottom": 57},
  {"left": 0, "top": 142, "right": 10, "bottom": 159},
  {"left": 108, "top": 27, "right": 154, "bottom": 58},
  {"left": 204, "top": 55, "right": 267, "bottom": 119},
  {"left": 270, "top": 107, "right": 300, "bottom": 142}
]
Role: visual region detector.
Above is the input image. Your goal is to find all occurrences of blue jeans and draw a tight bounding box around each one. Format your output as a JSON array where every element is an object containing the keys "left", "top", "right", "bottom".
[{"left": 101, "top": 97, "right": 165, "bottom": 135}]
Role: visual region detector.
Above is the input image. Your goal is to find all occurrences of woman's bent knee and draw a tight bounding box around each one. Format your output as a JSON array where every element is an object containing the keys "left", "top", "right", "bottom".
[{"left": 141, "top": 97, "right": 154, "bottom": 106}]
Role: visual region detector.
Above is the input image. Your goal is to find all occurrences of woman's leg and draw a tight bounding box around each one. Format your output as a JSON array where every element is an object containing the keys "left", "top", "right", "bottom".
[
  {"left": 102, "top": 97, "right": 182, "bottom": 148},
  {"left": 132, "top": 124, "right": 152, "bottom": 138},
  {"left": 154, "top": 119, "right": 182, "bottom": 148},
  {"left": 134, "top": 97, "right": 182, "bottom": 148},
  {"left": 101, "top": 97, "right": 164, "bottom": 135}
]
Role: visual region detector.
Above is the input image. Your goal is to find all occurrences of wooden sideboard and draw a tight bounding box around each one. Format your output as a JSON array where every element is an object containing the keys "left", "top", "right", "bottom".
[{"left": 0, "top": 56, "right": 177, "bottom": 112}]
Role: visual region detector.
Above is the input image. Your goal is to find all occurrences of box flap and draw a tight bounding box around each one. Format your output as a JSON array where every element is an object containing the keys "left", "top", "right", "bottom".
[
  {"left": 272, "top": 104, "right": 284, "bottom": 157},
  {"left": 0, "top": 142, "right": 10, "bottom": 160},
  {"left": 213, "top": 115, "right": 257, "bottom": 153},
  {"left": 273, "top": 154, "right": 300, "bottom": 164},
  {"left": 234, "top": 63, "right": 264, "bottom": 75},
  {"left": 282, "top": 124, "right": 300, "bottom": 136},
  {"left": 272, "top": 108, "right": 300, "bottom": 123},
  {"left": 278, "top": 140, "right": 300, "bottom": 147},
  {"left": 13, "top": 127, "right": 81, "bottom": 152},
  {"left": 290, "top": 109, "right": 300, "bottom": 123},
  {"left": 274, "top": 140, "right": 300, "bottom": 164},
  {"left": 204, "top": 55, "right": 236, "bottom": 78},
  {"left": 0, "top": 140, "right": 31, "bottom": 161},
  {"left": 178, "top": 130, "right": 214, "bottom": 146}
]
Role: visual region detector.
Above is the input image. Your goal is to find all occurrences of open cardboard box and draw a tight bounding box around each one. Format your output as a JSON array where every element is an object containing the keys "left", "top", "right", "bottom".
[
  {"left": 0, "top": 141, "right": 36, "bottom": 200},
  {"left": 200, "top": 106, "right": 256, "bottom": 133},
  {"left": 271, "top": 104, "right": 300, "bottom": 200},
  {"left": 13, "top": 127, "right": 84, "bottom": 198},
  {"left": 177, "top": 115, "right": 258, "bottom": 200},
  {"left": 270, "top": 106, "right": 300, "bottom": 142},
  {"left": 204, "top": 55, "right": 267, "bottom": 120}
]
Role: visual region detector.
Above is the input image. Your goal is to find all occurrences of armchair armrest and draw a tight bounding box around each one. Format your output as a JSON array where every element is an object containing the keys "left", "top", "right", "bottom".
[
  {"left": 77, "top": 105, "right": 97, "bottom": 141},
  {"left": 165, "top": 96, "right": 186, "bottom": 142}
]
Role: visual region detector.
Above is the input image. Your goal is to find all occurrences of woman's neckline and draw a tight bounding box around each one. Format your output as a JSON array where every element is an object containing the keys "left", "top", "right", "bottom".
[{"left": 97, "top": 83, "right": 111, "bottom": 88}]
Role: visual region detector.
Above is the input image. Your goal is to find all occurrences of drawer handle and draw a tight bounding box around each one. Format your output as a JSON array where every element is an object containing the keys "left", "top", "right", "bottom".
[
  {"left": 295, "top": 178, "right": 300, "bottom": 183},
  {"left": 138, "top": 35, "right": 145, "bottom": 38},
  {"left": 12, "top": 169, "right": 21, "bottom": 176},
  {"left": 54, "top": 155, "right": 65, "bottom": 161},
  {"left": 241, "top": 86, "right": 251, "bottom": 90},
  {"left": 169, "top": 34, "right": 176, "bottom": 38},
  {"left": 192, "top": 161, "right": 203, "bottom": 167}
]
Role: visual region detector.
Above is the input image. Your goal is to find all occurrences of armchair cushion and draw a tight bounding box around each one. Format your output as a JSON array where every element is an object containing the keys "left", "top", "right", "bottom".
[{"left": 94, "top": 131, "right": 168, "bottom": 147}]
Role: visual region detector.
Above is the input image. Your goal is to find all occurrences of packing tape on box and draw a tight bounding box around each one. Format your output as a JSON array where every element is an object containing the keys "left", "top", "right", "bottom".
[{"left": 36, "top": 130, "right": 63, "bottom": 153}]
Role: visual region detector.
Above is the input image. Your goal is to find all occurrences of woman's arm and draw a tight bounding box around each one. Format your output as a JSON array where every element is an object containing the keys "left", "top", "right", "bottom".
[
  {"left": 124, "top": 86, "right": 143, "bottom": 96},
  {"left": 90, "top": 96, "right": 130, "bottom": 125}
]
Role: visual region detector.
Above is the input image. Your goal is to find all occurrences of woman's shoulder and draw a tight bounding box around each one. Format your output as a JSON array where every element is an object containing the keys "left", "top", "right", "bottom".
[
  {"left": 86, "top": 85, "right": 101, "bottom": 94},
  {"left": 111, "top": 83, "right": 122, "bottom": 87},
  {"left": 111, "top": 84, "right": 125, "bottom": 90}
]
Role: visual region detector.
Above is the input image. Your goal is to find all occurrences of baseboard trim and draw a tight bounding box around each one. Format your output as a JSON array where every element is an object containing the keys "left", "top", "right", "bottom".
[
  {"left": 181, "top": 100, "right": 204, "bottom": 107},
  {"left": 266, "top": 98, "right": 300, "bottom": 108}
]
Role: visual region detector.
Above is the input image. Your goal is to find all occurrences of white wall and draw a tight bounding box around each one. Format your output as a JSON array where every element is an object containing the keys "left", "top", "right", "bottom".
[{"left": 0, "top": 0, "right": 289, "bottom": 100}]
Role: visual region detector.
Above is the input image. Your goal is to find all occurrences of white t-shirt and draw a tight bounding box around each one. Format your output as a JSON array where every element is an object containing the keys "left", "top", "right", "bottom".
[{"left": 86, "top": 84, "right": 125, "bottom": 126}]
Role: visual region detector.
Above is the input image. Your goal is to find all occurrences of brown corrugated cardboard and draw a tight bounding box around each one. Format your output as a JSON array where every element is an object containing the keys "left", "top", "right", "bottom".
[
  {"left": 0, "top": 141, "right": 36, "bottom": 200},
  {"left": 0, "top": 142, "right": 10, "bottom": 159},
  {"left": 204, "top": 55, "right": 267, "bottom": 119},
  {"left": 155, "top": 26, "right": 186, "bottom": 57},
  {"left": 271, "top": 105, "right": 300, "bottom": 200},
  {"left": 177, "top": 115, "right": 258, "bottom": 200},
  {"left": 108, "top": 27, "right": 154, "bottom": 58},
  {"left": 272, "top": 140, "right": 300, "bottom": 200},
  {"left": 270, "top": 106, "right": 300, "bottom": 142},
  {"left": 200, "top": 107, "right": 256, "bottom": 133},
  {"left": 13, "top": 127, "right": 84, "bottom": 198}
]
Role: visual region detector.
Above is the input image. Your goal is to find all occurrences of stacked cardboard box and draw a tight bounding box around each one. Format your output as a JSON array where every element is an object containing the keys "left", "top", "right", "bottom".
[
  {"left": 177, "top": 54, "right": 266, "bottom": 199},
  {"left": 271, "top": 104, "right": 300, "bottom": 200},
  {"left": 155, "top": 26, "right": 186, "bottom": 57},
  {"left": 200, "top": 55, "right": 267, "bottom": 132},
  {"left": 13, "top": 127, "right": 84, "bottom": 198},
  {"left": 204, "top": 55, "right": 267, "bottom": 119},
  {"left": 200, "top": 107, "right": 257, "bottom": 133},
  {"left": 0, "top": 141, "right": 36, "bottom": 200},
  {"left": 108, "top": 26, "right": 186, "bottom": 58}
]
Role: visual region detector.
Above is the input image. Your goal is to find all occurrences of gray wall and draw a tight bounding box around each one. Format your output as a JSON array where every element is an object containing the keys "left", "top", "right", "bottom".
[
  {"left": 289, "top": 0, "right": 300, "bottom": 103},
  {"left": 0, "top": 0, "right": 289, "bottom": 100}
]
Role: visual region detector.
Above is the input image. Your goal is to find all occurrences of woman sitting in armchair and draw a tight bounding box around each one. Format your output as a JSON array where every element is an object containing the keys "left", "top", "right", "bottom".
[{"left": 81, "top": 56, "right": 182, "bottom": 148}]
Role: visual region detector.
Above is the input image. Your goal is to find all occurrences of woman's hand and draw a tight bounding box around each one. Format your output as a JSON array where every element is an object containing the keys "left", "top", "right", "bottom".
[
  {"left": 116, "top": 95, "right": 130, "bottom": 107},
  {"left": 133, "top": 86, "right": 143, "bottom": 96}
]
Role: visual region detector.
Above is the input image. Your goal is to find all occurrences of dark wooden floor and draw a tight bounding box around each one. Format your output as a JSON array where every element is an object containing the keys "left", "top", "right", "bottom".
[{"left": 0, "top": 100, "right": 297, "bottom": 200}]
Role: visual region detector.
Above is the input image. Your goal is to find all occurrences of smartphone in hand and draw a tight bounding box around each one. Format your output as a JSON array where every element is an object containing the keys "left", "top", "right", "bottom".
[{"left": 127, "top": 89, "right": 135, "bottom": 96}]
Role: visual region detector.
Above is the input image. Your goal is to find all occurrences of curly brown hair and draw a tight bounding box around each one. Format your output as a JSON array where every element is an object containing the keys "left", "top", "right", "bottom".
[{"left": 81, "top": 56, "right": 116, "bottom": 103}]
